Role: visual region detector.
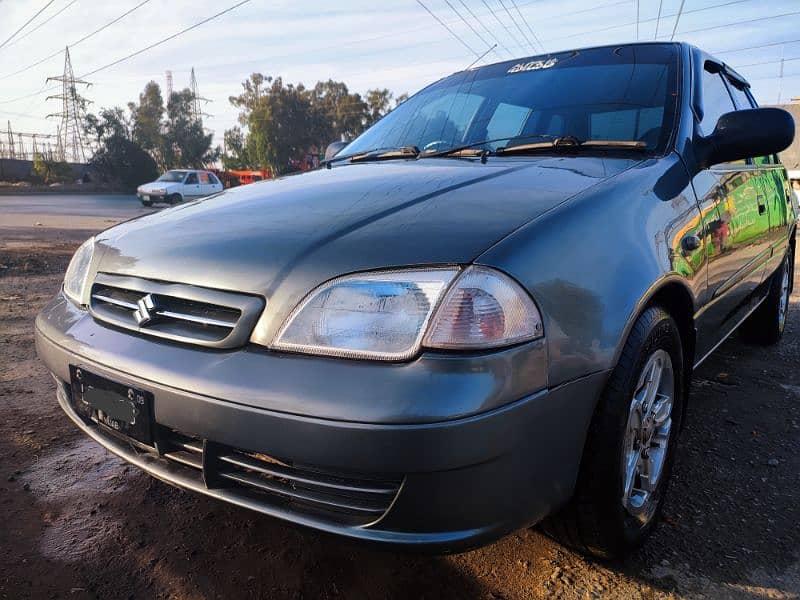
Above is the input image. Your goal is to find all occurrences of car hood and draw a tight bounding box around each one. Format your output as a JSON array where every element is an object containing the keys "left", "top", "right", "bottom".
[
  {"left": 97, "top": 157, "right": 636, "bottom": 333},
  {"left": 139, "top": 181, "right": 179, "bottom": 193}
]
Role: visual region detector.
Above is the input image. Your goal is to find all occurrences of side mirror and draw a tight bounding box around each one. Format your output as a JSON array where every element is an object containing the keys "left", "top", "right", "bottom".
[
  {"left": 325, "top": 141, "right": 349, "bottom": 160},
  {"left": 696, "top": 107, "right": 794, "bottom": 170}
]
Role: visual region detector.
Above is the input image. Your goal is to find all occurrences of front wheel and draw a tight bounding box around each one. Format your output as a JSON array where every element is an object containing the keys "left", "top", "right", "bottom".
[
  {"left": 542, "top": 306, "right": 684, "bottom": 559},
  {"left": 741, "top": 251, "right": 792, "bottom": 345},
  {"left": 167, "top": 193, "right": 182, "bottom": 205},
  {"left": 140, "top": 199, "right": 153, "bottom": 207}
]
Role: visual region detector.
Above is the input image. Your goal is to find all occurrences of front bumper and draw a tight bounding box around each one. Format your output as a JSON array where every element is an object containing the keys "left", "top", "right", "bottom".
[
  {"left": 137, "top": 192, "right": 167, "bottom": 202},
  {"left": 35, "top": 292, "right": 607, "bottom": 552}
]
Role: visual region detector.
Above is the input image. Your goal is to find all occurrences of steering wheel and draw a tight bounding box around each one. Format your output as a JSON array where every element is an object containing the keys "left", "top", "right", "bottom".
[{"left": 421, "top": 140, "right": 449, "bottom": 152}]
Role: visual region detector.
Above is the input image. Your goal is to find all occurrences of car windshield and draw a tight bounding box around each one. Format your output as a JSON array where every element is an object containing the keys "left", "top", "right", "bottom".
[
  {"left": 342, "top": 44, "right": 678, "bottom": 157},
  {"left": 157, "top": 170, "right": 188, "bottom": 182}
]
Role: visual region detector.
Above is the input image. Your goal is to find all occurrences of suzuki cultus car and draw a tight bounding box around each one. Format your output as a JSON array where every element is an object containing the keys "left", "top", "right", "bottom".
[
  {"left": 37, "top": 42, "right": 795, "bottom": 558},
  {"left": 136, "top": 169, "right": 223, "bottom": 206}
]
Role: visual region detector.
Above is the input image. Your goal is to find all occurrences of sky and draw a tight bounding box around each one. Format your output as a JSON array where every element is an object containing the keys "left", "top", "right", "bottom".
[{"left": 0, "top": 0, "right": 798, "bottom": 150}]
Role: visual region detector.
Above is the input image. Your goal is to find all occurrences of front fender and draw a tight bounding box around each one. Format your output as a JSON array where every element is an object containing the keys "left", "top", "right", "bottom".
[{"left": 477, "top": 154, "right": 704, "bottom": 388}]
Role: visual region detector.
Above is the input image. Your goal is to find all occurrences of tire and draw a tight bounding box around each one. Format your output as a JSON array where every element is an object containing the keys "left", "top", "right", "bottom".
[
  {"left": 167, "top": 193, "right": 182, "bottom": 205},
  {"left": 542, "top": 306, "right": 684, "bottom": 559},
  {"left": 740, "top": 251, "right": 792, "bottom": 345},
  {"left": 141, "top": 199, "right": 153, "bottom": 207}
]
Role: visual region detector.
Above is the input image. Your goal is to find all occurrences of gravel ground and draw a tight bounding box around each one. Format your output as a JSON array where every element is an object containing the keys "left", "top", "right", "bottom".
[{"left": 1, "top": 222, "right": 798, "bottom": 600}]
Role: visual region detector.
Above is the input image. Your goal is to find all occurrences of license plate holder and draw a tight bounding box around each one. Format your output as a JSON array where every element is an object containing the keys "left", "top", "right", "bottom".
[{"left": 69, "top": 365, "right": 154, "bottom": 445}]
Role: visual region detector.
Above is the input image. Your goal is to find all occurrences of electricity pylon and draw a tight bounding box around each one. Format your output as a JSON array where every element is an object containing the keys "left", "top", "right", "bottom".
[
  {"left": 189, "top": 67, "right": 212, "bottom": 123},
  {"left": 46, "top": 47, "right": 92, "bottom": 163}
]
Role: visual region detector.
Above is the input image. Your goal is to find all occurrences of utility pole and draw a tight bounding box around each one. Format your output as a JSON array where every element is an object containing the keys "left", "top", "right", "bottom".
[
  {"left": 7, "top": 121, "right": 15, "bottom": 160},
  {"left": 46, "top": 46, "right": 92, "bottom": 163}
]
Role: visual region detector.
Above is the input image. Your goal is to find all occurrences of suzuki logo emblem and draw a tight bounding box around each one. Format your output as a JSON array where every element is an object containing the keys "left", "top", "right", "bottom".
[{"left": 133, "top": 294, "right": 157, "bottom": 326}]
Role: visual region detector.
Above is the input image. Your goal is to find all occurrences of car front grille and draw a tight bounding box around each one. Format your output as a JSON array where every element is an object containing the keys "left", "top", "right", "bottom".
[
  {"left": 159, "top": 429, "right": 402, "bottom": 525},
  {"left": 89, "top": 273, "right": 264, "bottom": 349}
]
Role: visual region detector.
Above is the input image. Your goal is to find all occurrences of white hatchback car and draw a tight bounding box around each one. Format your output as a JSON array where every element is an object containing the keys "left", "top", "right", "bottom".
[{"left": 137, "top": 170, "right": 224, "bottom": 206}]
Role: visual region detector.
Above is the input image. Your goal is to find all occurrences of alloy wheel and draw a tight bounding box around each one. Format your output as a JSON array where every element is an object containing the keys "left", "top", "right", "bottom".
[{"left": 621, "top": 349, "right": 674, "bottom": 524}]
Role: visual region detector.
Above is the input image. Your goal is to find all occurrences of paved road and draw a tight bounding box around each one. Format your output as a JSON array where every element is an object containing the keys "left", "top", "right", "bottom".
[{"left": 0, "top": 194, "right": 154, "bottom": 229}]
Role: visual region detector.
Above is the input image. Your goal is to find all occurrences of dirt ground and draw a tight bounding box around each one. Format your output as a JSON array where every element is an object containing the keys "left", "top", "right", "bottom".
[{"left": 1, "top": 223, "right": 799, "bottom": 600}]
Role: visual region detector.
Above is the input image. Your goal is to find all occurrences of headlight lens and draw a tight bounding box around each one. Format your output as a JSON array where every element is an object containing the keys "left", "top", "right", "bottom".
[
  {"left": 63, "top": 237, "right": 95, "bottom": 306},
  {"left": 272, "top": 269, "right": 459, "bottom": 360},
  {"left": 267, "top": 265, "right": 544, "bottom": 360}
]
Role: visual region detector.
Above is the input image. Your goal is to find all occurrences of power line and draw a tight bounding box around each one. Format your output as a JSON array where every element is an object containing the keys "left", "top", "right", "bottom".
[
  {"left": 456, "top": 0, "right": 514, "bottom": 57},
  {"left": 654, "top": 0, "right": 664, "bottom": 40},
  {"left": 5, "top": 0, "right": 79, "bottom": 48},
  {"left": 0, "top": 0, "right": 153, "bottom": 82},
  {"left": 733, "top": 55, "right": 800, "bottom": 70},
  {"left": 714, "top": 38, "right": 800, "bottom": 56},
  {"left": 669, "top": 0, "right": 686, "bottom": 41},
  {"left": 0, "top": 0, "right": 250, "bottom": 105},
  {"left": 659, "top": 9, "right": 800, "bottom": 39},
  {"left": 510, "top": 0, "right": 544, "bottom": 52},
  {"left": 415, "top": 0, "right": 480, "bottom": 57},
  {"left": 498, "top": 0, "right": 536, "bottom": 52},
  {"left": 0, "top": 0, "right": 57, "bottom": 50},
  {"left": 81, "top": 0, "right": 252, "bottom": 78},
  {"left": 480, "top": 0, "right": 524, "bottom": 50},
  {"left": 539, "top": 0, "right": 753, "bottom": 46},
  {"left": 442, "top": 0, "right": 493, "bottom": 51}
]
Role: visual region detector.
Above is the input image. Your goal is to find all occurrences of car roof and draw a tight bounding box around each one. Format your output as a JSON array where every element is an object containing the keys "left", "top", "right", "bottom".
[{"left": 452, "top": 41, "right": 750, "bottom": 87}]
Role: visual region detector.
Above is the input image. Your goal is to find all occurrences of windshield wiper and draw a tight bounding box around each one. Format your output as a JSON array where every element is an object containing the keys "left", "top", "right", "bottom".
[
  {"left": 422, "top": 134, "right": 560, "bottom": 160},
  {"left": 497, "top": 136, "right": 647, "bottom": 155},
  {"left": 325, "top": 146, "right": 420, "bottom": 167},
  {"left": 350, "top": 145, "right": 420, "bottom": 162}
]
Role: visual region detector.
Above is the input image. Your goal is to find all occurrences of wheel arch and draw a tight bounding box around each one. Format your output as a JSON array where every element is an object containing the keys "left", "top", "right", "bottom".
[{"left": 615, "top": 276, "right": 697, "bottom": 413}]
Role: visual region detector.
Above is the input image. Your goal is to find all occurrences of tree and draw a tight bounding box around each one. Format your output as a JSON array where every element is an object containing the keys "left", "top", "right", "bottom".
[
  {"left": 309, "top": 80, "right": 368, "bottom": 144},
  {"left": 85, "top": 107, "right": 159, "bottom": 191},
  {"left": 365, "top": 88, "right": 394, "bottom": 127},
  {"left": 162, "top": 88, "right": 216, "bottom": 169},
  {"left": 224, "top": 73, "right": 409, "bottom": 172},
  {"left": 31, "top": 153, "right": 72, "bottom": 183},
  {"left": 129, "top": 81, "right": 165, "bottom": 166},
  {"left": 221, "top": 126, "right": 249, "bottom": 170},
  {"left": 228, "top": 74, "right": 316, "bottom": 175}
]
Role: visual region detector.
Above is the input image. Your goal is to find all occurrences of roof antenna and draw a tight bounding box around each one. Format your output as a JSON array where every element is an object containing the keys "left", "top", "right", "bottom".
[{"left": 466, "top": 44, "right": 497, "bottom": 70}]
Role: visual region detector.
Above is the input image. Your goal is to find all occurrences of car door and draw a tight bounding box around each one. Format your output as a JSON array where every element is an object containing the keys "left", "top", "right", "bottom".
[
  {"left": 183, "top": 172, "right": 202, "bottom": 198},
  {"left": 693, "top": 64, "right": 772, "bottom": 356},
  {"left": 726, "top": 80, "right": 793, "bottom": 277}
]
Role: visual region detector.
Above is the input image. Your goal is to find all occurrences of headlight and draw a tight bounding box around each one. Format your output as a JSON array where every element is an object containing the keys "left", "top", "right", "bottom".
[
  {"left": 271, "top": 268, "right": 459, "bottom": 360},
  {"left": 63, "top": 237, "right": 95, "bottom": 306},
  {"left": 264, "top": 266, "right": 543, "bottom": 361}
]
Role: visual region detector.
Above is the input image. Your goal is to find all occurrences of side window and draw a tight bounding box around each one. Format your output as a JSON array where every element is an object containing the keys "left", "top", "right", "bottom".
[
  {"left": 198, "top": 172, "right": 210, "bottom": 184},
  {"left": 699, "top": 67, "right": 736, "bottom": 137},
  {"left": 485, "top": 103, "right": 531, "bottom": 148},
  {"left": 726, "top": 79, "right": 753, "bottom": 110},
  {"left": 185, "top": 173, "right": 198, "bottom": 184}
]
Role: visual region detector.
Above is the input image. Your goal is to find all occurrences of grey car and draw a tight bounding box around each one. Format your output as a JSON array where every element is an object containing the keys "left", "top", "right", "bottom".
[{"left": 35, "top": 42, "right": 795, "bottom": 558}]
